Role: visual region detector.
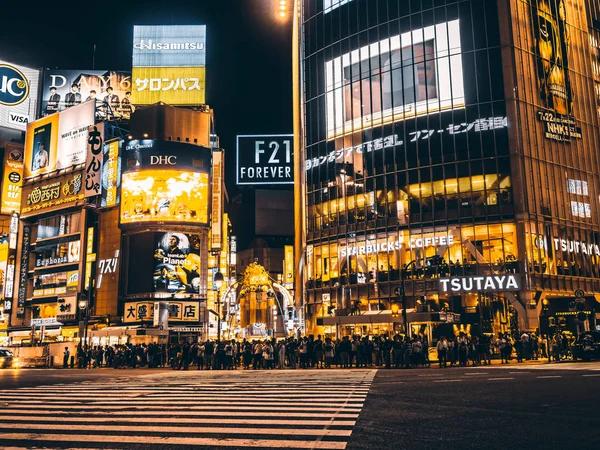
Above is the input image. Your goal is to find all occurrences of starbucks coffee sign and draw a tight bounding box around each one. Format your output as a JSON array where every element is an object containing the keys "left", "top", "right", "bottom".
[{"left": 439, "top": 275, "right": 521, "bottom": 294}]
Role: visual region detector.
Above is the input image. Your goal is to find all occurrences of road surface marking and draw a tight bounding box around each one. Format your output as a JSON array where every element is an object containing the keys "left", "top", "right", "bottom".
[
  {"left": 0, "top": 370, "right": 377, "bottom": 449},
  {"left": 487, "top": 377, "right": 515, "bottom": 381},
  {"left": 536, "top": 375, "right": 562, "bottom": 379},
  {"left": 433, "top": 379, "right": 463, "bottom": 383}
]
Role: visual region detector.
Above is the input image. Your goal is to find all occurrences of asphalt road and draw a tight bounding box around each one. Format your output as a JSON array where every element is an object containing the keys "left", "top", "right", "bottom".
[
  {"left": 0, "top": 362, "right": 599, "bottom": 449},
  {"left": 349, "top": 362, "right": 600, "bottom": 450}
]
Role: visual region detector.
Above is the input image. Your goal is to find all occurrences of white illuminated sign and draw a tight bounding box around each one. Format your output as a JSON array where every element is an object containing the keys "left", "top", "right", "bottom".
[
  {"left": 341, "top": 235, "right": 455, "bottom": 257},
  {"left": 324, "top": 0, "right": 352, "bottom": 13},
  {"left": 306, "top": 117, "right": 508, "bottom": 170},
  {"left": 439, "top": 275, "right": 521, "bottom": 293},
  {"left": 325, "top": 20, "right": 464, "bottom": 139}
]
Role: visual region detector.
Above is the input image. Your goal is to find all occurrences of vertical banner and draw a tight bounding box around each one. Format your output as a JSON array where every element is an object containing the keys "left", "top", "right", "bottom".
[
  {"left": 17, "top": 226, "right": 31, "bottom": 317},
  {"left": 85, "top": 227, "right": 96, "bottom": 291},
  {"left": 103, "top": 140, "right": 120, "bottom": 207},
  {"left": 85, "top": 123, "right": 104, "bottom": 198},
  {"left": 1, "top": 144, "right": 24, "bottom": 215},
  {"left": 284, "top": 245, "right": 294, "bottom": 287},
  {"left": 9, "top": 212, "right": 19, "bottom": 250},
  {"left": 211, "top": 150, "right": 223, "bottom": 251}
]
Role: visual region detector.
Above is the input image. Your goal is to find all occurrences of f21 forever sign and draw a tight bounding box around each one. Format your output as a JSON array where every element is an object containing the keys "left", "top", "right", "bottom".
[{"left": 236, "top": 135, "right": 293, "bottom": 185}]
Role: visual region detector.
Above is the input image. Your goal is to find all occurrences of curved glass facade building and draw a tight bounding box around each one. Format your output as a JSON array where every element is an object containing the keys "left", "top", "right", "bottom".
[{"left": 299, "top": 0, "right": 600, "bottom": 338}]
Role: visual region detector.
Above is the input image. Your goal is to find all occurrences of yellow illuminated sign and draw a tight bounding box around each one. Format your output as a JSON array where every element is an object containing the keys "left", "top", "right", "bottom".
[
  {"left": 120, "top": 169, "right": 209, "bottom": 225},
  {"left": 131, "top": 67, "right": 206, "bottom": 105},
  {"left": 105, "top": 140, "right": 119, "bottom": 207},
  {"left": 1, "top": 144, "right": 24, "bottom": 215},
  {"left": 284, "top": 245, "right": 294, "bottom": 285}
]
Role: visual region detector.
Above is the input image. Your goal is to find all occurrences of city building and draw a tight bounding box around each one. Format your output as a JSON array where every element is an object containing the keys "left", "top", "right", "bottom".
[{"left": 297, "top": 0, "right": 600, "bottom": 339}]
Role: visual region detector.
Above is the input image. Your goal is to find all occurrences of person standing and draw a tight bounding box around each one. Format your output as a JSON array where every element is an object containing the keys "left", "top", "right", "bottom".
[
  {"left": 437, "top": 337, "right": 448, "bottom": 368},
  {"left": 63, "top": 347, "right": 70, "bottom": 369},
  {"left": 277, "top": 340, "right": 286, "bottom": 369}
]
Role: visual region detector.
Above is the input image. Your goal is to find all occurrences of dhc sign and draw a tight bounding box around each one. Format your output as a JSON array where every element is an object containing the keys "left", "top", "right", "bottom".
[{"left": 439, "top": 275, "right": 521, "bottom": 294}]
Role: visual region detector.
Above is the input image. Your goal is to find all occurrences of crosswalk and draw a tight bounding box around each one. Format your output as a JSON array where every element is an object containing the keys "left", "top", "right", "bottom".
[{"left": 0, "top": 369, "right": 377, "bottom": 449}]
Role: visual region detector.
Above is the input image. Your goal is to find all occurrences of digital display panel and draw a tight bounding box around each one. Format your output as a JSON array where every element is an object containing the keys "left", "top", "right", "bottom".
[
  {"left": 325, "top": 20, "right": 464, "bottom": 139},
  {"left": 153, "top": 232, "right": 201, "bottom": 294},
  {"left": 120, "top": 170, "right": 209, "bottom": 225}
]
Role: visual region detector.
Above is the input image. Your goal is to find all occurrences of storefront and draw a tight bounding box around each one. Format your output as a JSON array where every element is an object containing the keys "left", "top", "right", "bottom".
[{"left": 299, "top": 0, "right": 600, "bottom": 338}]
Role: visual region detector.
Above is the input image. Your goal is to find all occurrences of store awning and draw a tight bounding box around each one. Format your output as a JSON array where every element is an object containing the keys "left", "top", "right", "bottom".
[
  {"left": 89, "top": 326, "right": 140, "bottom": 337},
  {"left": 320, "top": 310, "right": 460, "bottom": 326}
]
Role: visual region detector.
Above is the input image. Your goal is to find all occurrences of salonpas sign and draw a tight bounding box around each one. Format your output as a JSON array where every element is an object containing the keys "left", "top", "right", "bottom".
[{"left": 439, "top": 275, "right": 521, "bottom": 294}]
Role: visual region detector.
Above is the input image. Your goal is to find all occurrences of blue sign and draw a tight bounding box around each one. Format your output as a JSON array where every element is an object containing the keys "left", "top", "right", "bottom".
[
  {"left": 133, "top": 25, "right": 207, "bottom": 68},
  {"left": 0, "top": 64, "right": 30, "bottom": 106}
]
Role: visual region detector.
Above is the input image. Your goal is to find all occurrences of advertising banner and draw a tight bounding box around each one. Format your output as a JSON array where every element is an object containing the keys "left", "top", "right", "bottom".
[
  {"left": 24, "top": 102, "right": 95, "bottom": 179},
  {"left": 17, "top": 226, "right": 31, "bottom": 317},
  {"left": 85, "top": 123, "right": 104, "bottom": 198},
  {"left": 21, "top": 170, "right": 84, "bottom": 218},
  {"left": 0, "top": 60, "right": 40, "bottom": 131},
  {"left": 124, "top": 139, "right": 211, "bottom": 170},
  {"left": 102, "top": 139, "right": 121, "bottom": 208},
  {"left": 132, "top": 25, "right": 206, "bottom": 67},
  {"left": 211, "top": 150, "right": 223, "bottom": 251},
  {"left": 131, "top": 66, "right": 205, "bottom": 105},
  {"left": 123, "top": 300, "right": 200, "bottom": 323},
  {"left": 236, "top": 135, "right": 294, "bottom": 185},
  {"left": 1, "top": 143, "right": 24, "bottom": 215},
  {"left": 153, "top": 232, "right": 201, "bottom": 294},
  {"left": 531, "top": 0, "right": 581, "bottom": 142},
  {"left": 284, "top": 245, "right": 294, "bottom": 286},
  {"left": 120, "top": 170, "right": 209, "bottom": 225},
  {"left": 132, "top": 25, "right": 206, "bottom": 106},
  {"left": 0, "top": 236, "right": 9, "bottom": 299},
  {"left": 57, "top": 102, "right": 96, "bottom": 169},
  {"left": 40, "top": 69, "right": 133, "bottom": 119}
]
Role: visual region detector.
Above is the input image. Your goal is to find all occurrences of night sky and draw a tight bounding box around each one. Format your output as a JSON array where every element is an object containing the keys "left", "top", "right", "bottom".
[{"left": 0, "top": 0, "right": 293, "bottom": 192}]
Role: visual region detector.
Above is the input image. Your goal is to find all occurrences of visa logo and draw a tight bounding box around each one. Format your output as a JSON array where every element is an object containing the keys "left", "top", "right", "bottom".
[{"left": 8, "top": 112, "right": 28, "bottom": 125}]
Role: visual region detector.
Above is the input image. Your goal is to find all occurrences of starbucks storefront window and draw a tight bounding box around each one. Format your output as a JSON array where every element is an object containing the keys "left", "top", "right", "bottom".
[{"left": 306, "top": 223, "right": 519, "bottom": 287}]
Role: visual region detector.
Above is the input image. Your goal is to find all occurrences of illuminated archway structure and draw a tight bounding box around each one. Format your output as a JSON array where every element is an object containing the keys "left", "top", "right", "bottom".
[{"left": 224, "top": 262, "right": 295, "bottom": 338}]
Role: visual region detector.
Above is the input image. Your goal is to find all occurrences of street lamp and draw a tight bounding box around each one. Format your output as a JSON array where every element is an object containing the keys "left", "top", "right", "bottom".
[
  {"left": 78, "top": 299, "right": 88, "bottom": 347},
  {"left": 214, "top": 271, "right": 224, "bottom": 343}
]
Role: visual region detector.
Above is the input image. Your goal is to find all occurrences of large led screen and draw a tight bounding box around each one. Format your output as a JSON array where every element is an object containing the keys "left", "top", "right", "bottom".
[
  {"left": 325, "top": 20, "right": 464, "bottom": 139},
  {"left": 153, "top": 232, "right": 201, "bottom": 294},
  {"left": 120, "top": 170, "right": 209, "bottom": 225}
]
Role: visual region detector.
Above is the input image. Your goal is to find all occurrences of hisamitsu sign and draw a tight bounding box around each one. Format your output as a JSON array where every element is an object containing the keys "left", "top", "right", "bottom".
[{"left": 236, "top": 134, "right": 294, "bottom": 185}]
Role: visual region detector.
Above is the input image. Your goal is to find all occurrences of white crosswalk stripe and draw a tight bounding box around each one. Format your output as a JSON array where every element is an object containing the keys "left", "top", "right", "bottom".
[{"left": 0, "top": 369, "right": 376, "bottom": 449}]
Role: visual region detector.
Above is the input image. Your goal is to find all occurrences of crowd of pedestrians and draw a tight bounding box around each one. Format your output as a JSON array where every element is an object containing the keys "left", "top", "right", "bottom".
[{"left": 65, "top": 330, "right": 577, "bottom": 370}]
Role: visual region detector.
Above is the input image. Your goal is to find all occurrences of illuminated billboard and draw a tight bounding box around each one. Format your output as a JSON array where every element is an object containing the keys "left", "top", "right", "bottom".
[
  {"left": 131, "top": 66, "right": 205, "bottom": 105},
  {"left": 120, "top": 170, "right": 209, "bottom": 225},
  {"left": 24, "top": 102, "right": 95, "bottom": 179},
  {"left": 236, "top": 135, "right": 293, "bottom": 185},
  {"left": 325, "top": 20, "right": 464, "bottom": 139},
  {"left": 40, "top": 70, "right": 133, "bottom": 120},
  {"left": 132, "top": 25, "right": 206, "bottom": 67},
  {"left": 132, "top": 25, "right": 206, "bottom": 105},
  {"left": 1, "top": 143, "right": 24, "bottom": 215},
  {"left": 101, "top": 139, "right": 121, "bottom": 208},
  {"left": 153, "top": 232, "right": 201, "bottom": 294},
  {"left": 0, "top": 59, "right": 40, "bottom": 131}
]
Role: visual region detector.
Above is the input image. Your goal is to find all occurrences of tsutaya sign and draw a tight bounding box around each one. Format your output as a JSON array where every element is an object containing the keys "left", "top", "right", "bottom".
[
  {"left": 341, "top": 235, "right": 455, "bottom": 257},
  {"left": 533, "top": 235, "right": 600, "bottom": 256},
  {"left": 439, "top": 275, "right": 521, "bottom": 294}
]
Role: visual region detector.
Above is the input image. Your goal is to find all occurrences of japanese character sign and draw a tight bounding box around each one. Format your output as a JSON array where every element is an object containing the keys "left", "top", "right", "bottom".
[{"left": 85, "top": 123, "right": 104, "bottom": 198}]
